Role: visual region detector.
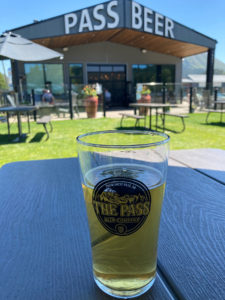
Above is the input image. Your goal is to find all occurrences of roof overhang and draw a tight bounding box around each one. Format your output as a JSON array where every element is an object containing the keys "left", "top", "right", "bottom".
[
  {"left": 9, "top": 0, "right": 217, "bottom": 59},
  {"left": 32, "top": 28, "right": 209, "bottom": 58}
]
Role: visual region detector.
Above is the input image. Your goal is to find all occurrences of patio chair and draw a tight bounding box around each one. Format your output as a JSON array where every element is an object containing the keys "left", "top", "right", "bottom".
[
  {"left": 6, "top": 94, "right": 17, "bottom": 107},
  {"left": 36, "top": 115, "right": 53, "bottom": 140},
  {"left": 0, "top": 116, "right": 7, "bottom": 123},
  {"left": 0, "top": 94, "right": 17, "bottom": 133},
  {"left": 58, "top": 92, "right": 79, "bottom": 118}
]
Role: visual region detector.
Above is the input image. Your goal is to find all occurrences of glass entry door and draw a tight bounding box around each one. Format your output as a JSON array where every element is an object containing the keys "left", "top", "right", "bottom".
[{"left": 87, "top": 64, "right": 127, "bottom": 107}]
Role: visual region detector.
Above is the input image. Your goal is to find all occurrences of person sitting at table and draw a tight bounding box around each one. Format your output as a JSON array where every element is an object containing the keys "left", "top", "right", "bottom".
[
  {"left": 42, "top": 89, "right": 54, "bottom": 104},
  {"left": 104, "top": 89, "right": 111, "bottom": 108}
]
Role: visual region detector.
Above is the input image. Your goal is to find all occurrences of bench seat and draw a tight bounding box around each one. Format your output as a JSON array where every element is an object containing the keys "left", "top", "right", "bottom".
[
  {"left": 157, "top": 112, "right": 189, "bottom": 132},
  {"left": 203, "top": 109, "right": 225, "bottom": 113},
  {"left": 203, "top": 109, "right": 225, "bottom": 123},
  {"left": 119, "top": 113, "right": 146, "bottom": 127},
  {"left": 36, "top": 116, "right": 53, "bottom": 139}
]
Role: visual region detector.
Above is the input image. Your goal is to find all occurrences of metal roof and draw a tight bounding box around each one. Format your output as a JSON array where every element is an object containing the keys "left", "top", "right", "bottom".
[{"left": 8, "top": 0, "right": 217, "bottom": 58}]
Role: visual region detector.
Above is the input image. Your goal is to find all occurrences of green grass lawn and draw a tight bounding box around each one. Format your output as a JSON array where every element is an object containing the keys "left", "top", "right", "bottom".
[{"left": 0, "top": 112, "right": 224, "bottom": 167}]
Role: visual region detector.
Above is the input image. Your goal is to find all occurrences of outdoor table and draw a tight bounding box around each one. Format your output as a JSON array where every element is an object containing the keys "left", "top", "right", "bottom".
[
  {"left": 213, "top": 100, "right": 225, "bottom": 108},
  {"left": 0, "top": 106, "right": 37, "bottom": 140},
  {"left": 129, "top": 103, "right": 177, "bottom": 130},
  {"left": 0, "top": 148, "right": 224, "bottom": 299}
]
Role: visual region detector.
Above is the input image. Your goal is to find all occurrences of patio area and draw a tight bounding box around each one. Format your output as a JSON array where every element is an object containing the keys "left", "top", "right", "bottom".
[{"left": 0, "top": 111, "right": 224, "bottom": 168}]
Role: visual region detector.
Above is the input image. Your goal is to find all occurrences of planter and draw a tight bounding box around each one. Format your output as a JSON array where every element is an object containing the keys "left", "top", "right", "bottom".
[
  {"left": 85, "top": 96, "right": 98, "bottom": 118},
  {"left": 138, "top": 94, "right": 151, "bottom": 115}
]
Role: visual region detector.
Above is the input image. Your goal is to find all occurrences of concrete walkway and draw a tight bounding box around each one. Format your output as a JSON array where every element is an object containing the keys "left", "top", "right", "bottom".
[
  {"left": 105, "top": 101, "right": 190, "bottom": 118},
  {"left": 8, "top": 101, "right": 190, "bottom": 122}
]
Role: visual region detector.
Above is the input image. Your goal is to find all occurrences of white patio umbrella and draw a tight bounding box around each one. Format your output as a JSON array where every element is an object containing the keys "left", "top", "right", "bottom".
[{"left": 0, "top": 32, "right": 63, "bottom": 61}]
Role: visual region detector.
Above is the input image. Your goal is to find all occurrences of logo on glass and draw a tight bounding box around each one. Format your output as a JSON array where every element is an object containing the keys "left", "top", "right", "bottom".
[{"left": 92, "top": 177, "right": 151, "bottom": 236}]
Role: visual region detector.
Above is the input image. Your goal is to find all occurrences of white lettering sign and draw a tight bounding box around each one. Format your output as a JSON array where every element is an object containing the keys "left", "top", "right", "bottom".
[
  {"left": 64, "top": 1, "right": 119, "bottom": 34},
  {"left": 107, "top": 1, "right": 119, "bottom": 28},
  {"left": 132, "top": 2, "right": 142, "bottom": 29},
  {"left": 165, "top": 18, "right": 175, "bottom": 38},
  {"left": 131, "top": 1, "right": 175, "bottom": 38},
  {"left": 64, "top": 1, "right": 175, "bottom": 39},
  {"left": 93, "top": 4, "right": 106, "bottom": 30},
  {"left": 144, "top": 7, "right": 153, "bottom": 33},
  {"left": 155, "top": 13, "right": 164, "bottom": 36},
  {"left": 65, "top": 13, "right": 77, "bottom": 34},
  {"left": 79, "top": 9, "right": 93, "bottom": 32}
]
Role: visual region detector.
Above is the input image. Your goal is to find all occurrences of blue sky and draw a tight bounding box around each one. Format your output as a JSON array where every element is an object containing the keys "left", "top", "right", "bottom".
[{"left": 1, "top": 0, "right": 225, "bottom": 64}]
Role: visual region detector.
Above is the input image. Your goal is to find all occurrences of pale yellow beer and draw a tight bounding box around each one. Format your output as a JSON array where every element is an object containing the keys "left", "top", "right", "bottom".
[{"left": 82, "top": 163, "right": 165, "bottom": 296}]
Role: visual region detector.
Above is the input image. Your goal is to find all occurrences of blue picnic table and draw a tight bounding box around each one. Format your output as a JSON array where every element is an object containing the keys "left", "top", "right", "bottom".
[{"left": 0, "top": 148, "right": 224, "bottom": 299}]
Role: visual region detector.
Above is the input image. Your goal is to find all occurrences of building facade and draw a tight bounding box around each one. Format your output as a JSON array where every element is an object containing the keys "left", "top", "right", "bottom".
[{"left": 9, "top": 0, "right": 217, "bottom": 107}]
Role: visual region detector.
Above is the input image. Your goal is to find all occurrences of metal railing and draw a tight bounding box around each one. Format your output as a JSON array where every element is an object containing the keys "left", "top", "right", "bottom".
[{"left": 1, "top": 83, "right": 225, "bottom": 118}]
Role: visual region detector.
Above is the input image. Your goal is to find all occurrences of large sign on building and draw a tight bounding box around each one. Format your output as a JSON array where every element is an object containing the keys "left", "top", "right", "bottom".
[
  {"left": 10, "top": 0, "right": 216, "bottom": 50},
  {"left": 64, "top": 1, "right": 175, "bottom": 39},
  {"left": 9, "top": 0, "right": 217, "bottom": 96}
]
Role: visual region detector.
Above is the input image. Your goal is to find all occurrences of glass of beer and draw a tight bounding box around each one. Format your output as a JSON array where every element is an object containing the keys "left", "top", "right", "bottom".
[{"left": 77, "top": 130, "right": 169, "bottom": 299}]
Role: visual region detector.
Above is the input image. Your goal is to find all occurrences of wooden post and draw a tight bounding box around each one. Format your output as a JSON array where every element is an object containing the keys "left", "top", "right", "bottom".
[
  {"left": 68, "top": 81, "right": 73, "bottom": 120},
  {"left": 214, "top": 88, "right": 218, "bottom": 110},
  {"left": 162, "top": 83, "right": 166, "bottom": 104},
  {"left": 103, "top": 88, "right": 106, "bottom": 118},
  {"left": 31, "top": 89, "right": 36, "bottom": 121},
  {"left": 189, "top": 86, "right": 193, "bottom": 113}
]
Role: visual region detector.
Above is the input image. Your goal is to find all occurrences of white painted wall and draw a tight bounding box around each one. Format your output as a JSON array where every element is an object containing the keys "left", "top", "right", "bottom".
[
  {"left": 17, "top": 41, "right": 182, "bottom": 88},
  {"left": 57, "top": 41, "right": 182, "bottom": 84}
]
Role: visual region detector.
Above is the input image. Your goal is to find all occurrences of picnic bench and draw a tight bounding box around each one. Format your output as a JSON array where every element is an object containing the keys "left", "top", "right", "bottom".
[
  {"left": 129, "top": 103, "right": 178, "bottom": 130},
  {"left": 0, "top": 106, "right": 37, "bottom": 140},
  {"left": 119, "top": 112, "right": 146, "bottom": 127},
  {"left": 156, "top": 112, "right": 189, "bottom": 132},
  {"left": 204, "top": 109, "right": 225, "bottom": 123},
  {"left": 36, "top": 116, "right": 53, "bottom": 139},
  {"left": 204, "top": 108, "right": 225, "bottom": 123},
  {"left": 204, "top": 100, "right": 225, "bottom": 123}
]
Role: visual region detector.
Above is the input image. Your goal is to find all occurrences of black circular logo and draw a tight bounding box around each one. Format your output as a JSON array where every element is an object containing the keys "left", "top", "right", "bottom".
[{"left": 92, "top": 177, "right": 151, "bottom": 236}]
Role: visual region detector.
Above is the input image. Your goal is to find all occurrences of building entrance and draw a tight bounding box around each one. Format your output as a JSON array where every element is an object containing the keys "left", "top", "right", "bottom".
[{"left": 87, "top": 64, "right": 127, "bottom": 107}]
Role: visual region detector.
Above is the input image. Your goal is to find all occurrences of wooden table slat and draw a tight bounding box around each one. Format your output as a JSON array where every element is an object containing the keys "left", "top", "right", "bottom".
[
  {"left": 0, "top": 158, "right": 173, "bottom": 300},
  {"left": 170, "top": 148, "right": 225, "bottom": 184},
  {"left": 158, "top": 156, "right": 225, "bottom": 299},
  {"left": 0, "top": 150, "right": 224, "bottom": 300}
]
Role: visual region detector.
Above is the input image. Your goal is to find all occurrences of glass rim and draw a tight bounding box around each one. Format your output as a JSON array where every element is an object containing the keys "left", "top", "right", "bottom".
[{"left": 76, "top": 130, "right": 170, "bottom": 149}]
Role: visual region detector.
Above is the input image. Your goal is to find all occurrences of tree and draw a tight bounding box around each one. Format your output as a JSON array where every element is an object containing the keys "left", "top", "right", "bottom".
[{"left": 0, "top": 72, "right": 8, "bottom": 90}]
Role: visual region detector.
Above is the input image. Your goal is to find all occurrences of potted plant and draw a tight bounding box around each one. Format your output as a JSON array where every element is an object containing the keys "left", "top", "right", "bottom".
[
  {"left": 82, "top": 85, "right": 98, "bottom": 118},
  {"left": 138, "top": 85, "right": 151, "bottom": 115}
]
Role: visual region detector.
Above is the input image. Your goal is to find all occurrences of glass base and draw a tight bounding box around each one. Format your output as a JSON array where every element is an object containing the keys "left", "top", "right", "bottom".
[{"left": 94, "top": 275, "right": 156, "bottom": 299}]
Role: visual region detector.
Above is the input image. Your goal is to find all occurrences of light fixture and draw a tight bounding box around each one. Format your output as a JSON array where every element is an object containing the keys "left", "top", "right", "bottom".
[
  {"left": 62, "top": 47, "right": 69, "bottom": 52},
  {"left": 141, "top": 48, "right": 147, "bottom": 54}
]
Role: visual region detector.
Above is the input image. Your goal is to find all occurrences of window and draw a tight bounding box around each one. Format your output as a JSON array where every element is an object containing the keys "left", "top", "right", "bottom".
[
  {"left": 25, "top": 63, "right": 64, "bottom": 95},
  {"left": 69, "top": 64, "right": 83, "bottom": 84},
  {"left": 45, "top": 64, "right": 64, "bottom": 94},
  {"left": 132, "top": 64, "right": 175, "bottom": 84},
  {"left": 25, "top": 64, "right": 45, "bottom": 92},
  {"left": 132, "top": 64, "right": 157, "bottom": 84},
  {"left": 161, "top": 65, "right": 175, "bottom": 83}
]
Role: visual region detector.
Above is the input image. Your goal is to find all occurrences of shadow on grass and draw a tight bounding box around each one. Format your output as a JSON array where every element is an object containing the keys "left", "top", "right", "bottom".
[
  {"left": 201, "top": 122, "right": 225, "bottom": 127},
  {"left": 29, "top": 132, "right": 46, "bottom": 143},
  {"left": 115, "top": 126, "right": 148, "bottom": 131},
  {"left": 155, "top": 125, "right": 184, "bottom": 134},
  {"left": 0, "top": 134, "right": 27, "bottom": 145},
  {"left": 116, "top": 125, "right": 185, "bottom": 134}
]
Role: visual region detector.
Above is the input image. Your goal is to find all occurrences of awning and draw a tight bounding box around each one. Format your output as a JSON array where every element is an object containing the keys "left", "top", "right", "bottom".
[{"left": 0, "top": 32, "right": 63, "bottom": 61}]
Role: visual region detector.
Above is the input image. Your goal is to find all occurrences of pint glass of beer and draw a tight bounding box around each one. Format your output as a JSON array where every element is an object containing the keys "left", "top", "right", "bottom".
[{"left": 77, "top": 130, "right": 169, "bottom": 299}]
